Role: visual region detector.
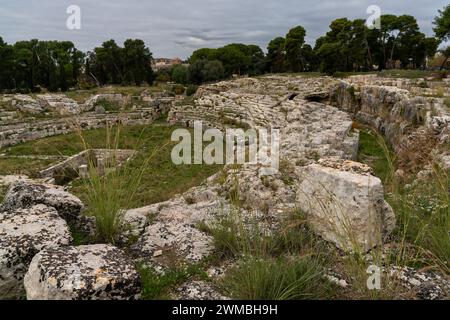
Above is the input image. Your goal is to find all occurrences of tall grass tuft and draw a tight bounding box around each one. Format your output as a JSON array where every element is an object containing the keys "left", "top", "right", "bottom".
[
  {"left": 207, "top": 187, "right": 334, "bottom": 299},
  {"left": 357, "top": 126, "right": 449, "bottom": 276},
  {"left": 76, "top": 122, "right": 170, "bottom": 244},
  {"left": 223, "top": 256, "right": 332, "bottom": 300},
  {"left": 390, "top": 165, "right": 449, "bottom": 274}
]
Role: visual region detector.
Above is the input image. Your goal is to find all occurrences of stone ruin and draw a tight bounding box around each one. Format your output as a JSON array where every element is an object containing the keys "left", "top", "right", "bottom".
[
  {"left": 0, "top": 91, "right": 175, "bottom": 148},
  {"left": 0, "top": 74, "right": 449, "bottom": 300},
  {"left": 39, "top": 149, "right": 135, "bottom": 185}
]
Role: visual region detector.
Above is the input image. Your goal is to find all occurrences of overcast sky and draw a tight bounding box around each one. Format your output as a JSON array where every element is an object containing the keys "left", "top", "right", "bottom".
[{"left": 0, "top": 0, "right": 447, "bottom": 59}]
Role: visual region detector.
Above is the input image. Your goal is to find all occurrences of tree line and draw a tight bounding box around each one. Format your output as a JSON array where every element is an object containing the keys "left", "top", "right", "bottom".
[
  {"left": 0, "top": 4, "right": 449, "bottom": 92},
  {"left": 0, "top": 38, "right": 154, "bottom": 93},
  {"left": 165, "top": 5, "right": 450, "bottom": 85}
]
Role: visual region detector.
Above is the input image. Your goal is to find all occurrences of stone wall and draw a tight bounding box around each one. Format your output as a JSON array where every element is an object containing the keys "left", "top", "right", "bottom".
[
  {"left": 330, "top": 75, "right": 450, "bottom": 170},
  {"left": 0, "top": 107, "right": 167, "bottom": 149},
  {"left": 39, "top": 149, "right": 135, "bottom": 182}
]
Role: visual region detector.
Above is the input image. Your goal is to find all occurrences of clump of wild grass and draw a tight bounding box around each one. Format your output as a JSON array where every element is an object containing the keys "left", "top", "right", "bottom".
[
  {"left": 390, "top": 166, "right": 449, "bottom": 274},
  {"left": 223, "top": 256, "right": 332, "bottom": 300},
  {"left": 357, "top": 126, "right": 449, "bottom": 276},
  {"left": 444, "top": 98, "right": 450, "bottom": 109},
  {"left": 76, "top": 123, "right": 170, "bottom": 244},
  {"left": 139, "top": 264, "right": 208, "bottom": 300},
  {"left": 206, "top": 200, "right": 335, "bottom": 299}
]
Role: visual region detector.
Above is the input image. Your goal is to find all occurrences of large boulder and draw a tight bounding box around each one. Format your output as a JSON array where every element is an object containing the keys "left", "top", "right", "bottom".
[
  {"left": 296, "top": 159, "right": 396, "bottom": 252},
  {"left": 0, "top": 204, "right": 71, "bottom": 299},
  {"left": 36, "top": 94, "right": 81, "bottom": 115},
  {"left": 0, "top": 180, "right": 84, "bottom": 222},
  {"left": 132, "top": 221, "right": 214, "bottom": 267},
  {"left": 24, "top": 244, "right": 141, "bottom": 300},
  {"left": 11, "top": 95, "right": 44, "bottom": 114},
  {"left": 82, "top": 94, "right": 126, "bottom": 111}
]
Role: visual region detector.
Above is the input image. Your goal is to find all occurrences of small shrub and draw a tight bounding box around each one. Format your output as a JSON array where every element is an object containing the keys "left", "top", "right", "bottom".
[
  {"left": 444, "top": 98, "right": 450, "bottom": 109},
  {"left": 171, "top": 84, "right": 185, "bottom": 95},
  {"left": 0, "top": 184, "right": 7, "bottom": 203},
  {"left": 186, "top": 85, "right": 198, "bottom": 96}
]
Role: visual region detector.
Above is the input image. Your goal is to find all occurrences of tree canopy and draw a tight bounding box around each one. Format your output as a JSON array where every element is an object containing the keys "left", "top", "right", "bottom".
[
  {"left": 88, "top": 39, "right": 154, "bottom": 86},
  {"left": 0, "top": 7, "right": 447, "bottom": 92},
  {"left": 0, "top": 38, "right": 84, "bottom": 92},
  {"left": 434, "top": 4, "right": 450, "bottom": 41}
]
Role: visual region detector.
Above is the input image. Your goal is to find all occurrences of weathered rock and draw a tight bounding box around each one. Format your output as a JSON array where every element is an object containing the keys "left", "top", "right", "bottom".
[
  {"left": 389, "top": 266, "right": 450, "bottom": 300},
  {"left": 36, "top": 94, "right": 80, "bottom": 115},
  {"left": 296, "top": 159, "right": 396, "bottom": 252},
  {"left": 24, "top": 244, "right": 141, "bottom": 300},
  {"left": 83, "top": 94, "right": 126, "bottom": 111},
  {"left": 1, "top": 180, "right": 84, "bottom": 222},
  {"left": 305, "top": 91, "right": 330, "bottom": 102},
  {"left": 174, "top": 281, "right": 229, "bottom": 300},
  {"left": 331, "top": 76, "right": 450, "bottom": 173},
  {"left": 0, "top": 204, "right": 71, "bottom": 299},
  {"left": 132, "top": 221, "right": 214, "bottom": 266},
  {"left": 11, "top": 95, "right": 44, "bottom": 114}
]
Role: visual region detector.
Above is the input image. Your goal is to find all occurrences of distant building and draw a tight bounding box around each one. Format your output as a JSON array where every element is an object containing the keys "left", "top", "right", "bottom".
[{"left": 151, "top": 58, "right": 183, "bottom": 71}]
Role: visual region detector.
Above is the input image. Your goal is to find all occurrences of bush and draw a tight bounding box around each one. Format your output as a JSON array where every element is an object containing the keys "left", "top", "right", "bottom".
[
  {"left": 171, "top": 84, "right": 185, "bottom": 95},
  {"left": 171, "top": 65, "right": 188, "bottom": 85},
  {"left": 186, "top": 85, "right": 198, "bottom": 96}
]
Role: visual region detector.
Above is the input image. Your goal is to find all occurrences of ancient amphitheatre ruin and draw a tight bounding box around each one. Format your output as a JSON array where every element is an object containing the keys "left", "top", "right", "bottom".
[{"left": 0, "top": 72, "right": 448, "bottom": 300}]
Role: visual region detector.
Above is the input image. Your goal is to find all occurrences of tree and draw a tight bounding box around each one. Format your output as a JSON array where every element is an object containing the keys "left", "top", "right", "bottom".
[
  {"left": 171, "top": 64, "right": 188, "bottom": 85},
  {"left": 188, "top": 43, "right": 264, "bottom": 77},
  {"left": 187, "top": 59, "right": 225, "bottom": 84},
  {"left": 88, "top": 39, "right": 154, "bottom": 86},
  {"left": 0, "top": 38, "right": 15, "bottom": 89},
  {"left": 188, "top": 59, "right": 207, "bottom": 85},
  {"left": 316, "top": 42, "right": 341, "bottom": 74},
  {"left": 188, "top": 48, "right": 216, "bottom": 63},
  {"left": 243, "top": 44, "right": 265, "bottom": 75},
  {"left": 266, "top": 37, "right": 286, "bottom": 73},
  {"left": 123, "top": 39, "right": 154, "bottom": 86},
  {"left": 201, "top": 60, "right": 225, "bottom": 82},
  {"left": 434, "top": 4, "right": 450, "bottom": 41},
  {"left": 439, "top": 46, "right": 450, "bottom": 70},
  {"left": 285, "top": 26, "right": 306, "bottom": 72}
]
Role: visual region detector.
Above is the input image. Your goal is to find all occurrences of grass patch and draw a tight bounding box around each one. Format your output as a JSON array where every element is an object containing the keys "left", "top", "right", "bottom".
[
  {"left": 223, "top": 256, "right": 333, "bottom": 300},
  {"left": 357, "top": 129, "right": 394, "bottom": 185},
  {"left": 0, "top": 157, "right": 56, "bottom": 177},
  {"left": 66, "top": 84, "right": 168, "bottom": 103},
  {"left": 139, "top": 264, "right": 208, "bottom": 300},
  {"left": 379, "top": 69, "right": 446, "bottom": 79},
  {"left": 1, "top": 125, "right": 222, "bottom": 208},
  {"left": 358, "top": 125, "right": 449, "bottom": 276},
  {"left": 389, "top": 167, "right": 450, "bottom": 274},
  {"left": 94, "top": 99, "right": 120, "bottom": 112},
  {"left": 0, "top": 184, "right": 7, "bottom": 203},
  {"left": 444, "top": 98, "right": 450, "bottom": 109},
  {"left": 333, "top": 71, "right": 377, "bottom": 78},
  {"left": 205, "top": 204, "right": 337, "bottom": 300}
]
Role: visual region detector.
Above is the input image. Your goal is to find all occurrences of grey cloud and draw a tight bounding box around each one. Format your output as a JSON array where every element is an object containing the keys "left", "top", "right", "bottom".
[{"left": 0, "top": 0, "right": 447, "bottom": 58}]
